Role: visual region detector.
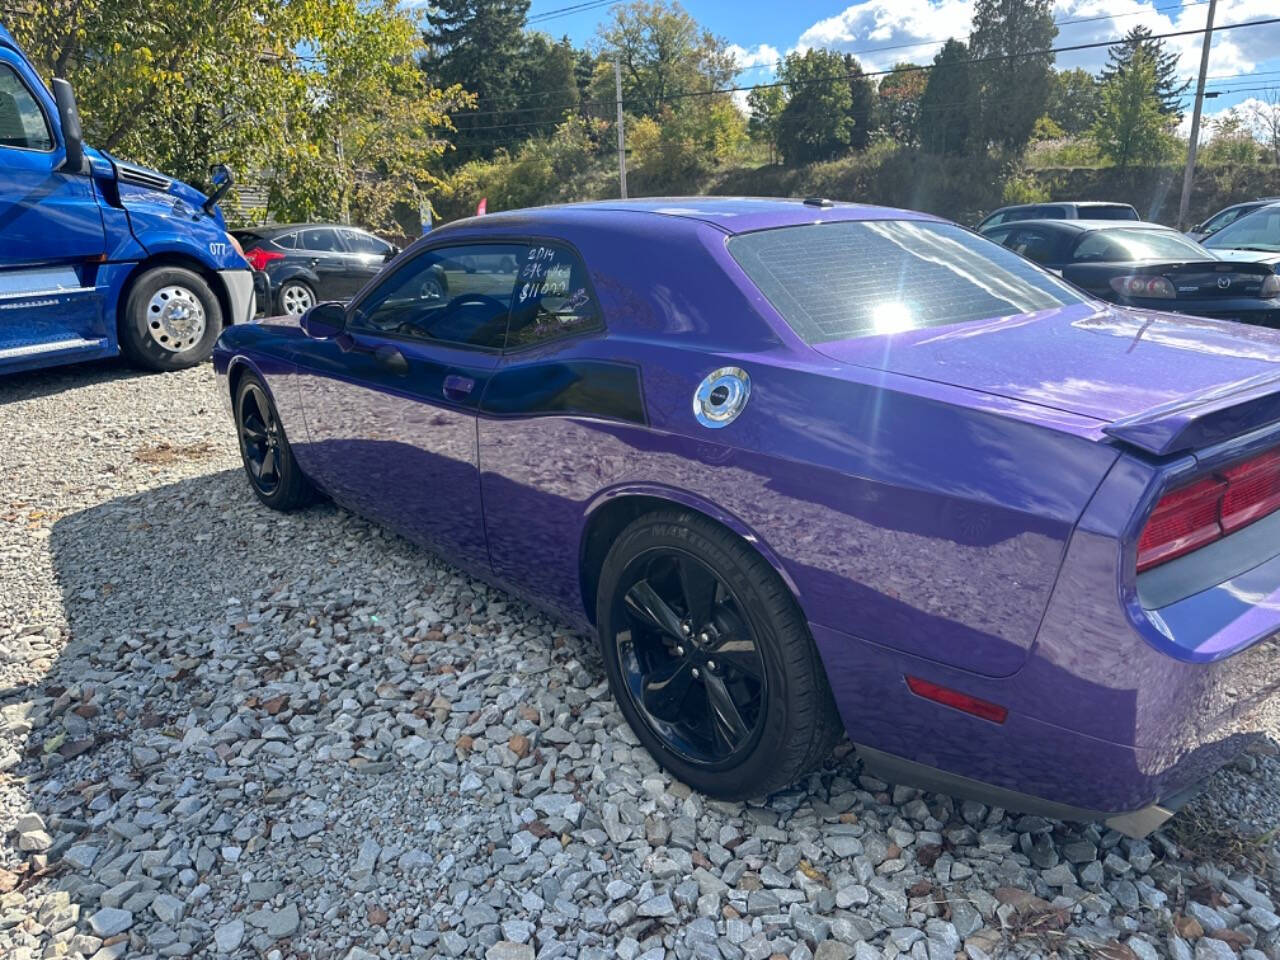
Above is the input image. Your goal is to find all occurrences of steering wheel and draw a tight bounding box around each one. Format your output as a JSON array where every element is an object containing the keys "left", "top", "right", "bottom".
[{"left": 445, "top": 293, "right": 506, "bottom": 313}]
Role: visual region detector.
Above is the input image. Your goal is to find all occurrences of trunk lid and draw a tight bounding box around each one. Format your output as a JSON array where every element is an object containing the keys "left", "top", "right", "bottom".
[
  {"left": 1122, "top": 260, "right": 1273, "bottom": 299},
  {"left": 815, "top": 302, "right": 1280, "bottom": 448}
]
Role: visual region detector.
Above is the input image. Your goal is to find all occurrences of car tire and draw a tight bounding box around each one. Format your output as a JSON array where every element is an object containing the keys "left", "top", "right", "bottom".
[
  {"left": 276, "top": 280, "right": 316, "bottom": 316},
  {"left": 120, "top": 266, "right": 223, "bottom": 371},
  {"left": 233, "top": 372, "right": 314, "bottom": 511},
  {"left": 596, "top": 509, "right": 843, "bottom": 800}
]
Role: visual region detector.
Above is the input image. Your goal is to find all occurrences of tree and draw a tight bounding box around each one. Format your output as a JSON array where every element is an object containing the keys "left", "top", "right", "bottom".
[
  {"left": 968, "top": 0, "right": 1058, "bottom": 153},
  {"left": 877, "top": 63, "right": 927, "bottom": 147},
  {"left": 1202, "top": 112, "right": 1261, "bottom": 166},
  {"left": 421, "top": 0, "right": 532, "bottom": 163},
  {"left": 595, "top": 1, "right": 736, "bottom": 119},
  {"left": 776, "top": 49, "right": 855, "bottom": 164},
  {"left": 1247, "top": 89, "right": 1280, "bottom": 165},
  {"left": 747, "top": 85, "right": 787, "bottom": 163},
  {"left": 1100, "top": 25, "right": 1189, "bottom": 120},
  {"left": 1047, "top": 68, "right": 1100, "bottom": 136},
  {"left": 9, "top": 0, "right": 464, "bottom": 229},
  {"left": 919, "top": 40, "right": 973, "bottom": 155},
  {"left": 518, "top": 33, "right": 582, "bottom": 140},
  {"left": 1091, "top": 49, "right": 1176, "bottom": 170},
  {"left": 843, "top": 54, "right": 877, "bottom": 150}
]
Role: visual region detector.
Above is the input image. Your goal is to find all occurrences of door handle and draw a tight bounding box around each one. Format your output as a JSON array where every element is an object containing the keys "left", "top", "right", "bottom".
[
  {"left": 442, "top": 374, "right": 475, "bottom": 400},
  {"left": 373, "top": 344, "right": 408, "bottom": 375}
]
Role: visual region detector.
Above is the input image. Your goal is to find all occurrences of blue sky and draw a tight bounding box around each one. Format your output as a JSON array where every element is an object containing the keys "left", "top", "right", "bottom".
[{"left": 526, "top": 0, "right": 1280, "bottom": 133}]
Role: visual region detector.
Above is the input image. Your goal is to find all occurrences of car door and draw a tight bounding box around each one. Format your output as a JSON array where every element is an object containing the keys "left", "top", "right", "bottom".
[
  {"left": 292, "top": 240, "right": 525, "bottom": 573},
  {"left": 477, "top": 241, "right": 630, "bottom": 616},
  {"left": 338, "top": 228, "right": 392, "bottom": 296},
  {"left": 0, "top": 56, "right": 108, "bottom": 356},
  {"left": 295, "top": 227, "right": 353, "bottom": 300}
]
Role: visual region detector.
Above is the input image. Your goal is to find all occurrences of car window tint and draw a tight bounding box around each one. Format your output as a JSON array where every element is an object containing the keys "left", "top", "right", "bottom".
[
  {"left": 351, "top": 243, "right": 523, "bottom": 349},
  {"left": 1009, "top": 227, "right": 1060, "bottom": 264},
  {"left": 982, "top": 212, "right": 1008, "bottom": 227},
  {"left": 342, "top": 229, "right": 389, "bottom": 255},
  {"left": 1205, "top": 208, "right": 1280, "bottom": 252},
  {"left": 272, "top": 232, "right": 297, "bottom": 250},
  {"left": 506, "top": 243, "right": 602, "bottom": 349},
  {"left": 984, "top": 227, "right": 1013, "bottom": 246},
  {"left": 1089, "top": 206, "right": 1140, "bottom": 221},
  {"left": 1079, "top": 228, "right": 1206, "bottom": 261},
  {"left": 1034, "top": 206, "right": 1067, "bottom": 219},
  {"left": 0, "top": 65, "right": 53, "bottom": 151},
  {"left": 300, "top": 228, "right": 343, "bottom": 252},
  {"left": 728, "top": 220, "right": 1083, "bottom": 343}
]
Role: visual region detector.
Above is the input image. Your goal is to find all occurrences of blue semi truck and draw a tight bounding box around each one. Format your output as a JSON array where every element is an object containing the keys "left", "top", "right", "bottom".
[{"left": 0, "top": 23, "right": 254, "bottom": 374}]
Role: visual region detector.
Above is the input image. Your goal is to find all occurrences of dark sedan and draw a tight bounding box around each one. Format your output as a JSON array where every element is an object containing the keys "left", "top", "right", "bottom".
[
  {"left": 233, "top": 223, "right": 400, "bottom": 316},
  {"left": 980, "top": 219, "right": 1280, "bottom": 325}
]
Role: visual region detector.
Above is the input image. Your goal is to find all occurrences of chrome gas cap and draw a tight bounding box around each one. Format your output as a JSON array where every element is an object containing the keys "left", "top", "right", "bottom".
[{"left": 693, "top": 366, "right": 750, "bottom": 428}]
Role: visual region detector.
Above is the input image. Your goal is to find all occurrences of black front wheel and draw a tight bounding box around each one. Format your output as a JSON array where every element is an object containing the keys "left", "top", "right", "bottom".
[
  {"left": 597, "top": 510, "right": 843, "bottom": 799},
  {"left": 234, "top": 373, "right": 313, "bottom": 510}
]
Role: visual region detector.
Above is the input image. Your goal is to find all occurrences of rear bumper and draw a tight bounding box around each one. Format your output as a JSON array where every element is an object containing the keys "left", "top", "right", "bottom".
[{"left": 812, "top": 618, "right": 1277, "bottom": 826}]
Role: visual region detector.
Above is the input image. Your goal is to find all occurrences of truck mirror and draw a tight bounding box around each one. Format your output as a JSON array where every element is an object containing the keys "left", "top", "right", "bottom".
[
  {"left": 51, "top": 79, "right": 87, "bottom": 175},
  {"left": 203, "top": 164, "right": 234, "bottom": 215}
]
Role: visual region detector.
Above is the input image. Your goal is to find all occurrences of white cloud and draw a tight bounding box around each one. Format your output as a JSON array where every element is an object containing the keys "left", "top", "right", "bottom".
[
  {"left": 1179, "top": 94, "right": 1280, "bottom": 143},
  {"left": 786, "top": 0, "right": 1280, "bottom": 81},
  {"left": 728, "top": 42, "right": 782, "bottom": 72}
]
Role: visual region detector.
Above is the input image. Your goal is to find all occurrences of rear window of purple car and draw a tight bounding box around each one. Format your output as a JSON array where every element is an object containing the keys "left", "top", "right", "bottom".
[{"left": 728, "top": 220, "right": 1083, "bottom": 343}]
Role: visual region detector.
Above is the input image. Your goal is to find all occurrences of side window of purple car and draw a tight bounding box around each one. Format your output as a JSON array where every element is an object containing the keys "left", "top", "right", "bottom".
[{"left": 504, "top": 242, "right": 603, "bottom": 350}]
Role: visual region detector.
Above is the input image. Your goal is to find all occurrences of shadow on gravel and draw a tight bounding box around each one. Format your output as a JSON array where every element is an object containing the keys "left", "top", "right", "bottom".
[
  {"left": 6, "top": 468, "right": 1279, "bottom": 956},
  {"left": 0, "top": 357, "right": 152, "bottom": 405}
]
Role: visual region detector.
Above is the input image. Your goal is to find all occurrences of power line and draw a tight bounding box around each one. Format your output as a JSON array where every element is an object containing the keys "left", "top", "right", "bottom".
[{"left": 527, "top": 0, "right": 614, "bottom": 24}]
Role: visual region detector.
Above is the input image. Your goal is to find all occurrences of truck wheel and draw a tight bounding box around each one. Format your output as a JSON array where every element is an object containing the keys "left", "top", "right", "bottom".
[
  {"left": 277, "top": 280, "right": 315, "bottom": 315},
  {"left": 596, "top": 510, "right": 844, "bottom": 800},
  {"left": 120, "top": 267, "right": 223, "bottom": 371}
]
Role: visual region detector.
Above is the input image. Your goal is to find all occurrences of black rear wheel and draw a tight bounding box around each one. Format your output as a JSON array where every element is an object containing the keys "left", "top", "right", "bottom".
[
  {"left": 234, "top": 373, "right": 313, "bottom": 510},
  {"left": 597, "top": 510, "right": 843, "bottom": 799}
]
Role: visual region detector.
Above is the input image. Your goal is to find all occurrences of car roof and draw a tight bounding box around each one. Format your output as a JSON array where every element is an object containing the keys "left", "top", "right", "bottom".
[
  {"left": 989, "top": 219, "right": 1171, "bottom": 233},
  {"left": 239, "top": 223, "right": 372, "bottom": 235},
  {"left": 440, "top": 197, "right": 941, "bottom": 238}
]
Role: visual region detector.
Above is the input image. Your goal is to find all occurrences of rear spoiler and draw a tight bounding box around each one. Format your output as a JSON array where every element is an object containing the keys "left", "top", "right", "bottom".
[{"left": 1103, "top": 370, "right": 1280, "bottom": 456}]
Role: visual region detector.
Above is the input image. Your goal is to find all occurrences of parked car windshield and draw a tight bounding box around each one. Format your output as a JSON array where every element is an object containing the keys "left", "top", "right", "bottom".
[
  {"left": 728, "top": 220, "right": 1084, "bottom": 343},
  {"left": 1203, "top": 206, "right": 1280, "bottom": 253},
  {"left": 1072, "top": 228, "right": 1208, "bottom": 262}
]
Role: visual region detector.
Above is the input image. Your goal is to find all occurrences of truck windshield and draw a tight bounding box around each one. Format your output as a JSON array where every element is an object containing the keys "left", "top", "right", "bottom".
[{"left": 728, "top": 220, "right": 1085, "bottom": 344}]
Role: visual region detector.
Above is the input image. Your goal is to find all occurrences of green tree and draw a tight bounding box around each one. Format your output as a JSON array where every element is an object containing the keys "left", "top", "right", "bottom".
[
  {"left": 1100, "top": 25, "right": 1189, "bottom": 120},
  {"left": 843, "top": 54, "right": 876, "bottom": 150},
  {"left": 747, "top": 84, "right": 787, "bottom": 163},
  {"left": 595, "top": 1, "right": 736, "bottom": 118},
  {"left": 877, "top": 63, "right": 927, "bottom": 147},
  {"left": 776, "top": 49, "right": 854, "bottom": 164},
  {"left": 1047, "top": 68, "right": 1100, "bottom": 136},
  {"left": 1202, "top": 112, "right": 1261, "bottom": 165},
  {"left": 1091, "top": 49, "right": 1176, "bottom": 170},
  {"left": 919, "top": 39, "right": 973, "bottom": 155},
  {"left": 9, "top": 0, "right": 463, "bottom": 229},
  {"left": 968, "top": 0, "right": 1058, "bottom": 153},
  {"left": 421, "top": 0, "right": 532, "bottom": 163},
  {"left": 518, "top": 33, "right": 582, "bottom": 139}
]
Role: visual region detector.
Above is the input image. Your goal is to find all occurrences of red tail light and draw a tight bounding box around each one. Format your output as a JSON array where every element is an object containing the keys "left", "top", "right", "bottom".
[
  {"left": 244, "top": 248, "right": 284, "bottom": 271},
  {"left": 1110, "top": 275, "right": 1176, "bottom": 299},
  {"left": 1137, "top": 448, "right": 1280, "bottom": 572}
]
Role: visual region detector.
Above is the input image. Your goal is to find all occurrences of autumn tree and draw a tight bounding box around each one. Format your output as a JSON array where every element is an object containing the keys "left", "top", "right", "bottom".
[{"left": 877, "top": 64, "right": 927, "bottom": 147}]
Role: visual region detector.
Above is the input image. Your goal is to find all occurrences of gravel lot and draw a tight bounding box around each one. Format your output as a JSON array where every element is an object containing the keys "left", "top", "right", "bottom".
[{"left": 2, "top": 361, "right": 1279, "bottom": 960}]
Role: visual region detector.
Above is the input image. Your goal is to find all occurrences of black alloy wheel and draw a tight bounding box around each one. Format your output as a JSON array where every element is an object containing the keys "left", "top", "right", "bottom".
[
  {"left": 233, "top": 373, "right": 313, "bottom": 510},
  {"left": 615, "top": 549, "right": 768, "bottom": 767}
]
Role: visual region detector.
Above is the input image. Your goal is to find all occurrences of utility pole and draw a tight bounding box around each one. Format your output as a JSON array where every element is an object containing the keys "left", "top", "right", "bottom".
[
  {"left": 614, "top": 61, "right": 628, "bottom": 200},
  {"left": 1178, "top": 0, "right": 1217, "bottom": 230}
]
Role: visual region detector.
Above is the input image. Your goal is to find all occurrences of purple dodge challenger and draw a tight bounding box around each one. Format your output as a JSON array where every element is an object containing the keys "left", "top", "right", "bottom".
[{"left": 214, "top": 198, "right": 1280, "bottom": 835}]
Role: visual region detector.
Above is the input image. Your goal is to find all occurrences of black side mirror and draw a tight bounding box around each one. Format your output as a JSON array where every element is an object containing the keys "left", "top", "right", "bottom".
[
  {"left": 202, "top": 164, "right": 233, "bottom": 216},
  {"left": 51, "top": 79, "right": 87, "bottom": 175},
  {"left": 383, "top": 244, "right": 400, "bottom": 262},
  {"left": 299, "top": 302, "right": 346, "bottom": 339}
]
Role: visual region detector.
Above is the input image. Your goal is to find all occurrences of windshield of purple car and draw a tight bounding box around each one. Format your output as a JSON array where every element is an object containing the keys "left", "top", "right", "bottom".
[
  {"left": 349, "top": 242, "right": 599, "bottom": 350},
  {"left": 727, "top": 220, "right": 1086, "bottom": 343}
]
